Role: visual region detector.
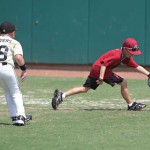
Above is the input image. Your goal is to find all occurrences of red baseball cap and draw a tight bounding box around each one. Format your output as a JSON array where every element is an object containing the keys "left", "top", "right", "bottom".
[{"left": 122, "top": 38, "right": 142, "bottom": 55}]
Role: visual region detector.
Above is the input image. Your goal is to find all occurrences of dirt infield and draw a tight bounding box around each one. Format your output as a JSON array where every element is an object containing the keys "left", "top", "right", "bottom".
[{"left": 15, "top": 64, "right": 150, "bottom": 79}]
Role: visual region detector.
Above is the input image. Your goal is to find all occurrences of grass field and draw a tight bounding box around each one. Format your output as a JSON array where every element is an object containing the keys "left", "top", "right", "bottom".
[{"left": 0, "top": 76, "right": 150, "bottom": 150}]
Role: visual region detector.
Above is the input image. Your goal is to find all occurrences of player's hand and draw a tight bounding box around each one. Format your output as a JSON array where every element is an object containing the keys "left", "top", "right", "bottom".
[
  {"left": 20, "top": 71, "right": 27, "bottom": 82},
  {"left": 96, "top": 78, "right": 103, "bottom": 85}
]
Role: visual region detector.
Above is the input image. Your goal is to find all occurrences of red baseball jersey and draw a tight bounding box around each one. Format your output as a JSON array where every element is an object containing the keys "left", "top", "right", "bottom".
[{"left": 89, "top": 49, "right": 139, "bottom": 78}]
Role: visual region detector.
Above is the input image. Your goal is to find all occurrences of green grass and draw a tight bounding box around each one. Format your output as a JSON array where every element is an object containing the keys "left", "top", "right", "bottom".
[{"left": 0, "top": 77, "right": 150, "bottom": 150}]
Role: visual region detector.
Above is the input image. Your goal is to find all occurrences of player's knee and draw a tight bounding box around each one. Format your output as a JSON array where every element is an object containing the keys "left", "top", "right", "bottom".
[
  {"left": 121, "top": 79, "right": 127, "bottom": 88},
  {"left": 83, "top": 87, "right": 90, "bottom": 93}
]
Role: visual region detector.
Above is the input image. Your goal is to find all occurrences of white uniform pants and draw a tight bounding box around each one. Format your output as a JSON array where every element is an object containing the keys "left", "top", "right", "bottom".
[{"left": 0, "top": 63, "right": 26, "bottom": 118}]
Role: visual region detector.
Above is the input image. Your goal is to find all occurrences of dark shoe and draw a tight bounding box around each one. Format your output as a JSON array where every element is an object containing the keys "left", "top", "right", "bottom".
[
  {"left": 128, "top": 102, "right": 146, "bottom": 111},
  {"left": 12, "top": 115, "right": 25, "bottom": 126},
  {"left": 51, "top": 89, "right": 63, "bottom": 110},
  {"left": 25, "top": 114, "right": 32, "bottom": 122}
]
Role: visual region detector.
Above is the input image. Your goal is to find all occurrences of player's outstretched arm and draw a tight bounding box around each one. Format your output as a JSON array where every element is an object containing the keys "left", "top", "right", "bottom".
[{"left": 136, "top": 65, "right": 149, "bottom": 76}]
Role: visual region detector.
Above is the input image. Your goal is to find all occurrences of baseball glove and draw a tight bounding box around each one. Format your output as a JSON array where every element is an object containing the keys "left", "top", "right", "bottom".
[{"left": 148, "top": 74, "right": 150, "bottom": 87}]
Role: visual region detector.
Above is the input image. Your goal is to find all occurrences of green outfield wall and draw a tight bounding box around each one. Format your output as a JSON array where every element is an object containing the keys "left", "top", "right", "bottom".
[{"left": 0, "top": 0, "right": 149, "bottom": 65}]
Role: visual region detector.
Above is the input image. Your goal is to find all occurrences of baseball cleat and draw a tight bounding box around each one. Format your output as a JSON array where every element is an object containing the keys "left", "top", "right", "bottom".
[
  {"left": 128, "top": 102, "right": 146, "bottom": 111},
  {"left": 25, "top": 114, "right": 32, "bottom": 122},
  {"left": 12, "top": 115, "right": 25, "bottom": 126},
  {"left": 51, "top": 89, "right": 63, "bottom": 110},
  {"left": 12, "top": 114, "right": 32, "bottom": 126}
]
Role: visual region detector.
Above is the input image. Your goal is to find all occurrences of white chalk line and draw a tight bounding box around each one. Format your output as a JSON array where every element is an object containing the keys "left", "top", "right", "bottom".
[{"left": 0, "top": 95, "right": 150, "bottom": 109}]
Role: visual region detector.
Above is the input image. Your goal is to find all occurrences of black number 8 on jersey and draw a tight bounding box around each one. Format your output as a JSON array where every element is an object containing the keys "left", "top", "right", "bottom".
[{"left": 0, "top": 45, "right": 8, "bottom": 61}]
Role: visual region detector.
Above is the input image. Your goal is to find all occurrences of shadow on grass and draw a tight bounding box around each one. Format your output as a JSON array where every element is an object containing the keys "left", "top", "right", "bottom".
[
  {"left": 0, "top": 122, "right": 12, "bottom": 126},
  {"left": 81, "top": 108, "right": 123, "bottom": 111},
  {"left": 51, "top": 107, "right": 149, "bottom": 111},
  {"left": 81, "top": 108, "right": 149, "bottom": 111}
]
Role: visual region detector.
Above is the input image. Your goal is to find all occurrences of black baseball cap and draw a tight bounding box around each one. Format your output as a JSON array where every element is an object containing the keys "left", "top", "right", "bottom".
[{"left": 0, "top": 21, "right": 16, "bottom": 34}]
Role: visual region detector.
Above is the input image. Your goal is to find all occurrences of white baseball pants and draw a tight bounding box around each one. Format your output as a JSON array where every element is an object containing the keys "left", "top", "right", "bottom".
[{"left": 0, "top": 63, "right": 26, "bottom": 118}]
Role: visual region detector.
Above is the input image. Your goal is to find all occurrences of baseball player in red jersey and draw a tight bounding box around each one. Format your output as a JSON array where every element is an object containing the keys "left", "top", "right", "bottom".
[
  {"left": 0, "top": 21, "right": 32, "bottom": 126},
  {"left": 51, "top": 38, "right": 150, "bottom": 111}
]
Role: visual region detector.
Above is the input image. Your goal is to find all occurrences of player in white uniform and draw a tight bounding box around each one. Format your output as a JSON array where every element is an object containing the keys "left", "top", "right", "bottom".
[{"left": 0, "top": 21, "right": 32, "bottom": 126}]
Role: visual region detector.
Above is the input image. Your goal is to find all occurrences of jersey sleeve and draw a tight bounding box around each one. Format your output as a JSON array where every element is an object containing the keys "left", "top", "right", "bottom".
[
  {"left": 122, "top": 57, "right": 138, "bottom": 68},
  {"left": 13, "top": 41, "right": 23, "bottom": 56}
]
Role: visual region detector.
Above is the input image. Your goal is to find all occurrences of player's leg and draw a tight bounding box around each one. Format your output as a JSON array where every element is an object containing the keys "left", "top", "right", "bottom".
[
  {"left": 120, "top": 79, "right": 146, "bottom": 110},
  {"left": 51, "top": 76, "right": 99, "bottom": 109},
  {"left": 5, "top": 68, "right": 26, "bottom": 117},
  {"left": 104, "top": 72, "right": 132, "bottom": 104},
  {"left": 103, "top": 70, "right": 131, "bottom": 104},
  {"left": 120, "top": 79, "right": 132, "bottom": 104},
  {"left": 51, "top": 87, "right": 90, "bottom": 109},
  {"left": 0, "top": 66, "right": 25, "bottom": 125},
  {"left": 64, "top": 86, "right": 90, "bottom": 97},
  {"left": 64, "top": 76, "right": 100, "bottom": 98},
  {"left": 104, "top": 70, "right": 146, "bottom": 110},
  {"left": 3, "top": 66, "right": 28, "bottom": 125},
  {"left": 0, "top": 78, "right": 16, "bottom": 116}
]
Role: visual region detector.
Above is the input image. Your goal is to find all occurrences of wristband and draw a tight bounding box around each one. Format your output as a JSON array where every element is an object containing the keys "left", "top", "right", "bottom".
[
  {"left": 19, "top": 64, "right": 27, "bottom": 71},
  {"left": 148, "top": 73, "right": 150, "bottom": 78}
]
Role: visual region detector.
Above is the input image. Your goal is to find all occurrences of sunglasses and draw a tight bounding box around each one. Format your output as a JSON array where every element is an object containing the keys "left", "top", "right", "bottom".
[{"left": 127, "top": 47, "right": 139, "bottom": 51}]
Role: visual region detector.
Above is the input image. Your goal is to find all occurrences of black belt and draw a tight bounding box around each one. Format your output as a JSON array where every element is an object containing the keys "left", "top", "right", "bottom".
[{"left": 2, "top": 62, "right": 7, "bottom": 65}]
